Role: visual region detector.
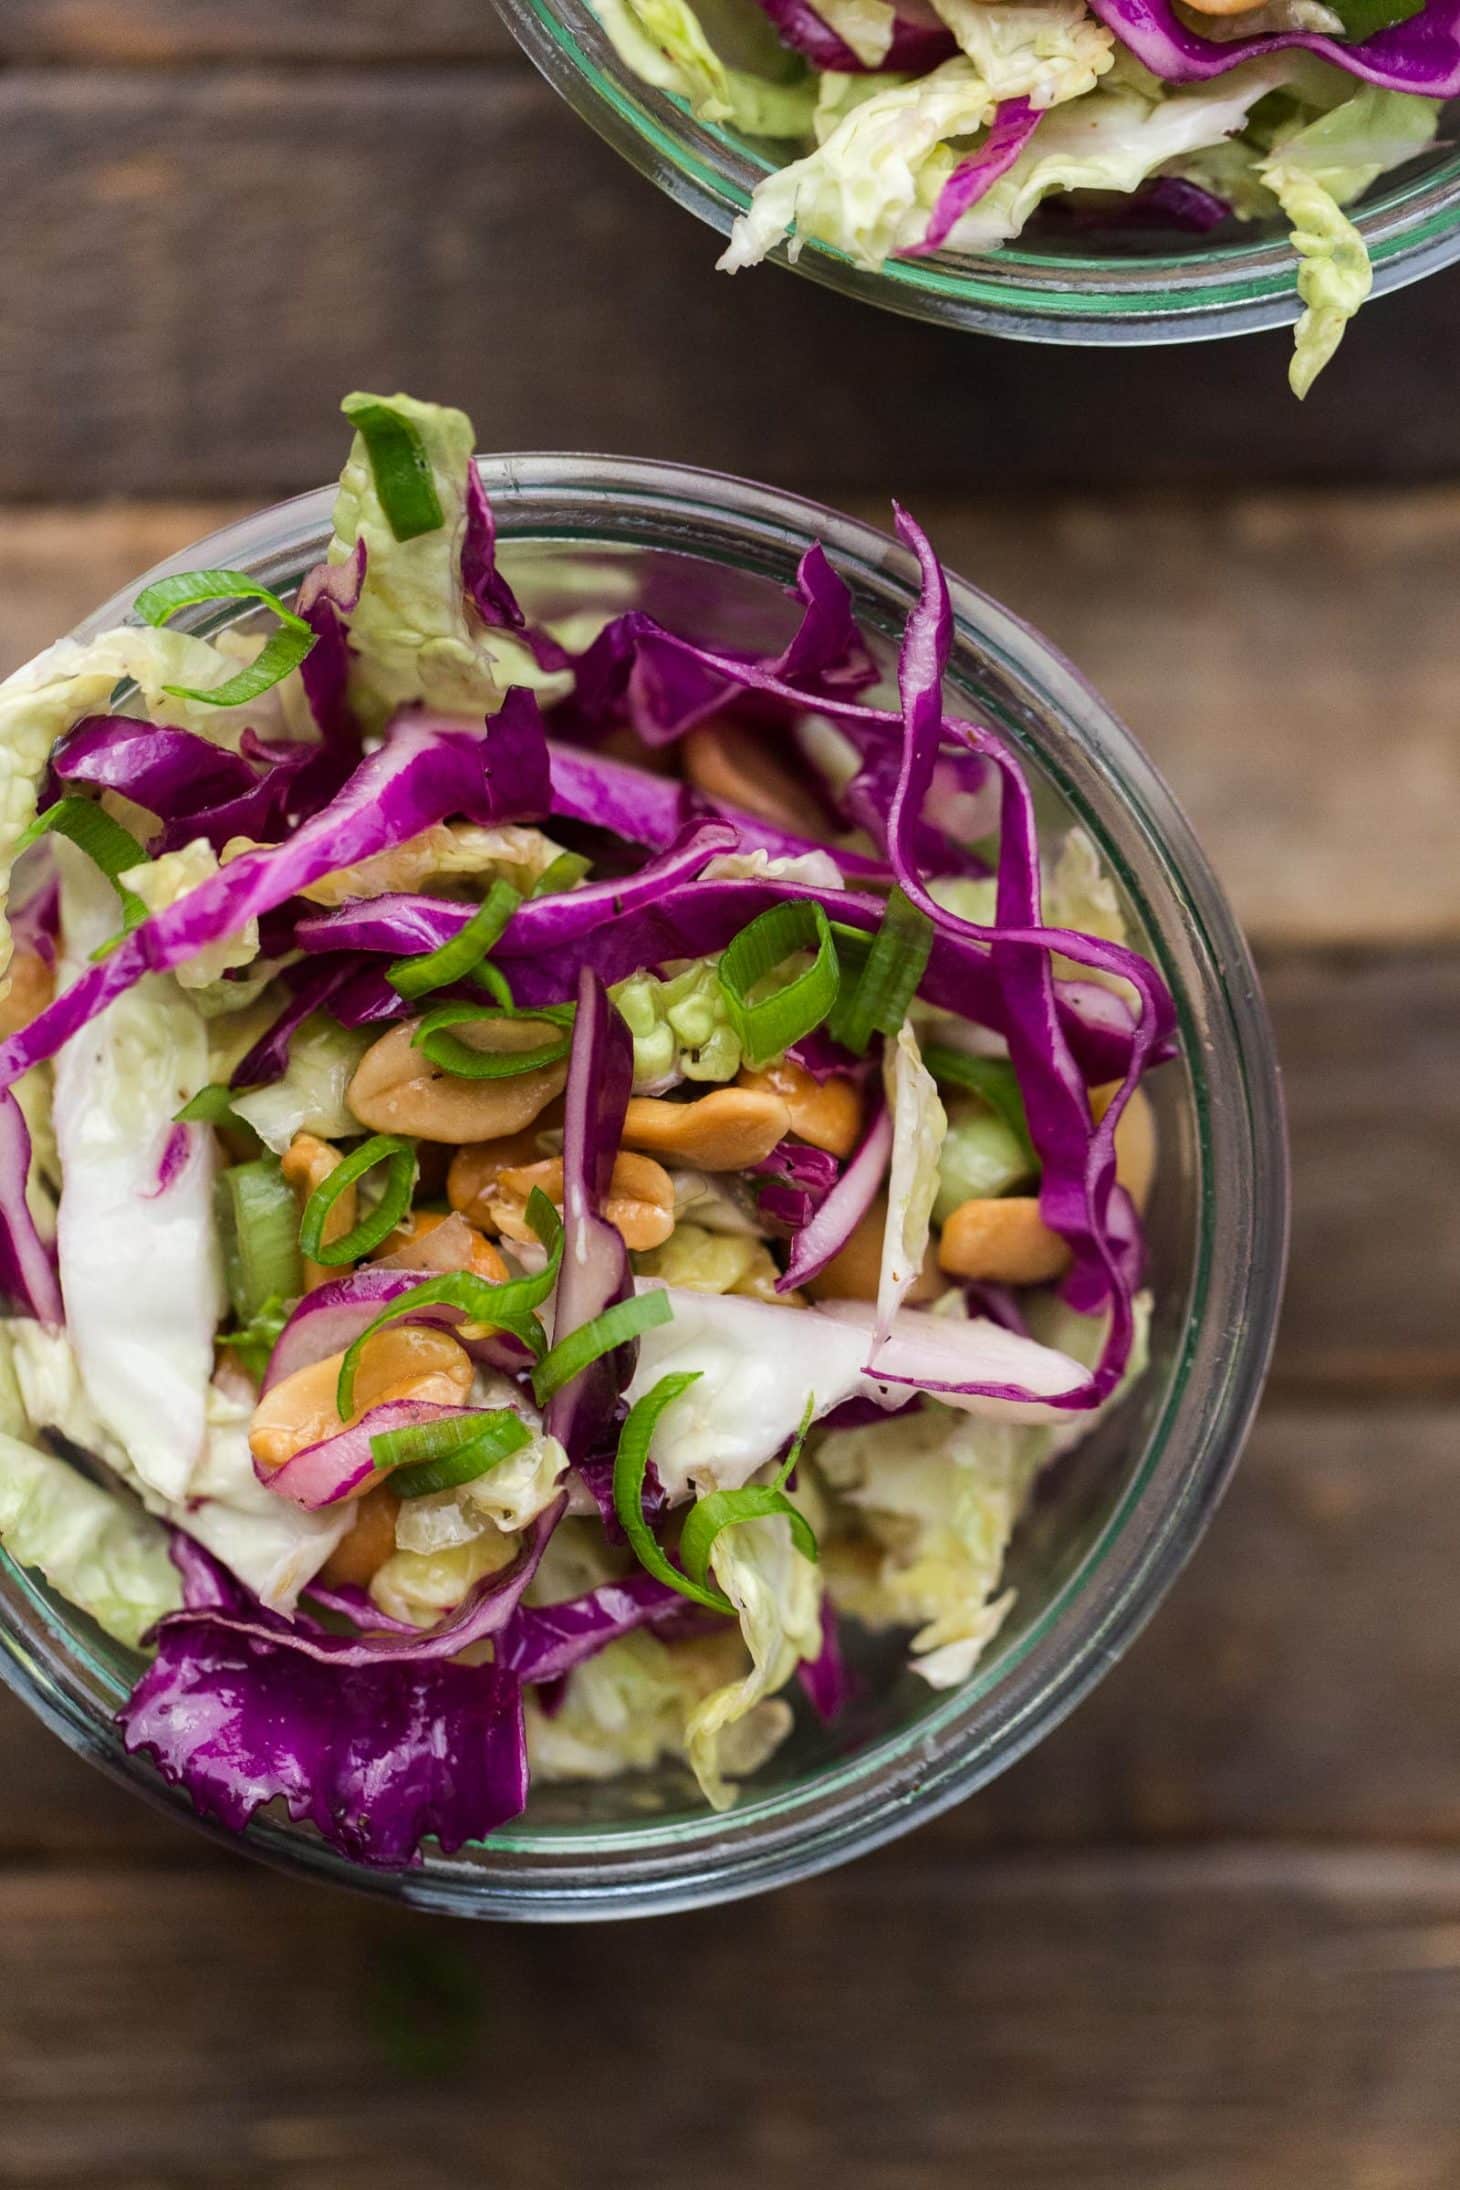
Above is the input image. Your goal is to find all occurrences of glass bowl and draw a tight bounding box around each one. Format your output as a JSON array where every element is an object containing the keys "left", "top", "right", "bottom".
[
  {"left": 0, "top": 458, "right": 1287, "bottom": 1917},
  {"left": 492, "top": 0, "right": 1460, "bottom": 342}
]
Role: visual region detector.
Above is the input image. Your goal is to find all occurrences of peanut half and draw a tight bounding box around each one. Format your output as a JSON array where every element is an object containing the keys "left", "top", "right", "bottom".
[
  {"left": 937, "top": 1198, "right": 1072, "bottom": 1287},
  {"left": 737, "top": 1059, "right": 862, "bottom": 1157},
  {"left": 318, "top": 1484, "right": 402, "bottom": 1588},
  {"left": 348, "top": 1017, "right": 569, "bottom": 1144},
  {"left": 805, "top": 1193, "right": 943, "bottom": 1305},
  {"left": 281, "top": 1131, "right": 357, "bottom": 1292},
  {"left": 487, "top": 1152, "right": 675, "bottom": 1253},
  {"left": 249, "top": 1325, "right": 474, "bottom": 1471},
  {"left": 621, "top": 1088, "right": 790, "bottom": 1171},
  {"left": 682, "top": 717, "right": 829, "bottom": 839},
  {"left": 1091, "top": 1082, "right": 1157, "bottom": 1214},
  {"left": 372, "top": 1207, "right": 510, "bottom": 1284}
]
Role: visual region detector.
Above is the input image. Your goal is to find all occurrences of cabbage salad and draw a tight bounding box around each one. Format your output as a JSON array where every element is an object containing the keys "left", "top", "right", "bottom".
[
  {"left": 590, "top": 0, "right": 1455, "bottom": 390},
  {"left": 0, "top": 392, "right": 1170, "bottom": 1868}
]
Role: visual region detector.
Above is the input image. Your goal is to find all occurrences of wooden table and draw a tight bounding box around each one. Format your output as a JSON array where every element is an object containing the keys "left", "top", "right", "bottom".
[{"left": 2, "top": 8, "right": 1459, "bottom": 2185}]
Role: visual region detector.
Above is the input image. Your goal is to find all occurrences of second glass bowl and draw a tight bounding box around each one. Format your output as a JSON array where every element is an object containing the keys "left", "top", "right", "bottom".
[
  {"left": 494, "top": 0, "right": 1460, "bottom": 342},
  {"left": 0, "top": 457, "right": 1287, "bottom": 1916}
]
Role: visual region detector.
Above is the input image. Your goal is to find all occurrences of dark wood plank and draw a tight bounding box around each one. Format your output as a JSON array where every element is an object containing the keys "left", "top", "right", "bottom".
[
  {"left": 0, "top": 1854, "right": 1458, "bottom": 2187},
  {"left": 5, "top": 499, "right": 1460, "bottom": 948},
  {"left": 0, "top": 1, "right": 512, "bottom": 62},
  {"left": 4, "top": 69, "right": 1460, "bottom": 501},
  {"left": 1266, "top": 949, "right": 1460, "bottom": 1393}
]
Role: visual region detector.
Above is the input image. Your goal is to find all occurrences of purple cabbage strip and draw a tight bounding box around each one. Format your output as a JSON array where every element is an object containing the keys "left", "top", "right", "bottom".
[
  {"left": 751, "top": 1138, "right": 840, "bottom": 1237},
  {"left": 144, "top": 1500, "right": 562, "bottom": 1672},
  {"left": 143, "top": 1123, "right": 193, "bottom": 1201},
  {"left": 797, "top": 1597, "right": 851, "bottom": 1724},
  {"left": 265, "top": 1266, "right": 486, "bottom": 1391},
  {"left": 295, "top": 540, "right": 366, "bottom": 748},
  {"left": 120, "top": 1543, "right": 531, "bottom": 1868},
  {"left": 296, "top": 870, "right": 1153, "bottom": 1086},
  {"left": 498, "top": 1572, "right": 698, "bottom": 1685},
  {"left": 748, "top": 0, "right": 955, "bottom": 70},
  {"left": 779, "top": 1101, "right": 891, "bottom": 1291},
  {"left": 230, "top": 958, "right": 355, "bottom": 1090},
  {"left": 0, "top": 702, "right": 553, "bottom": 1099},
  {"left": 901, "top": 97, "right": 1042, "bottom": 258},
  {"left": 0, "top": 1089, "right": 61, "bottom": 1324},
  {"left": 545, "top": 969, "right": 637, "bottom": 1469},
  {"left": 260, "top": 1399, "right": 484, "bottom": 1510},
  {"left": 1088, "top": 0, "right": 1460, "bottom": 96},
  {"left": 562, "top": 543, "right": 876, "bottom": 747},
  {"left": 881, "top": 506, "right": 1160, "bottom": 1406},
  {"left": 461, "top": 467, "right": 571, "bottom": 673},
  {"left": 548, "top": 738, "right": 890, "bottom": 881},
  {"left": 51, "top": 716, "right": 259, "bottom": 813}
]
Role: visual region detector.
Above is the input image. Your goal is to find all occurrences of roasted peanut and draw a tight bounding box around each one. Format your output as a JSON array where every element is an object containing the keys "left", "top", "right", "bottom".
[
  {"left": 281, "top": 1131, "right": 357, "bottom": 1291},
  {"left": 348, "top": 1018, "right": 569, "bottom": 1144},
  {"left": 937, "top": 1198, "right": 1072, "bottom": 1286},
  {"left": 805, "top": 1193, "right": 942, "bottom": 1305},
  {"left": 318, "top": 1485, "right": 401, "bottom": 1588},
  {"left": 489, "top": 1152, "right": 676, "bottom": 1253},
  {"left": 248, "top": 1327, "right": 474, "bottom": 1470},
  {"left": 447, "top": 1113, "right": 564, "bottom": 1229},
  {"left": 1091, "top": 1082, "right": 1157, "bottom": 1214},
  {"left": 621, "top": 1089, "right": 789, "bottom": 1170},
  {"left": 0, "top": 951, "right": 54, "bottom": 1039},
  {"left": 372, "top": 1207, "right": 510, "bottom": 1283},
  {"left": 737, "top": 1059, "right": 862, "bottom": 1157},
  {"left": 682, "top": 717, "right": 829, "bottom": 838}
]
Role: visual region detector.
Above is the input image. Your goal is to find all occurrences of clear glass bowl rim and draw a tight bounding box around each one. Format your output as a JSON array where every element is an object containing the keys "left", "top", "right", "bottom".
[
  {"left": 0, "top": 455, "right": 1288, "bottom": 1919},
  {"left": 492, "top": 0, "right": 1460, "bottom": 341}
]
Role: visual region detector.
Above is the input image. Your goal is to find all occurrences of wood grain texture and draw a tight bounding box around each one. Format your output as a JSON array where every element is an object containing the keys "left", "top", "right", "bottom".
[
  {"left": 0, "top": 1854, "right": 1459, "bottom": 2188},
  {"left": 0, "top": 1, "right": 513, "bottom": 62},
  {"left": 4, "top": 68, "right": 1460, "bottom": 501},
  {"left": 4, "top": 499, "right": 1459, "bottom": 946}
]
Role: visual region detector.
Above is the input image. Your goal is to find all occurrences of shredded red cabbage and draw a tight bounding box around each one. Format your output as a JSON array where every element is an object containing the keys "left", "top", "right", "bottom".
[
  {"left": 1088, "top": 0, "right": 1460, "bottom": 93},
  {"left": 0, "top": 1088, "right": 61, "bottom": 1324}
]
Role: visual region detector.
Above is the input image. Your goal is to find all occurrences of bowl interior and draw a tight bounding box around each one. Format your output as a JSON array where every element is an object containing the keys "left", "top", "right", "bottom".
[
  {"left": 5, "top": 533, "right": 1193, "bottom": 1821},
  {"left": 502, "top": 0, "right": 1460, "bottom": 337},
  {"left": 0, "top": 467, "right": 1282, "bottom": 1913}
]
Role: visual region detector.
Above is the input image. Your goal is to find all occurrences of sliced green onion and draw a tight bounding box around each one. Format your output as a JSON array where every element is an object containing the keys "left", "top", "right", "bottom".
[
  {"left": 216, "top": 1160, "right": 303, "bottom": 1323},
  {"left": 1328, "top": 0, "right": 1421, "bottom": 35},
  {"left": 530, "top": 851, "right": 592, "bottom": 898},
  {"left": 386, "top": 880, "right": 521, "bottom": 1002},
  {"left": 679, "top": 1396, "right": 819, "bottom": 1594},
  {"left": 335, "top": 1188, "right": 562, "bottom": 1418},
  {"left": 922, "top": 1048, "right": 1035, "bottom": 1167},
  {"left": 340, "top": 394, "right": 445, "bottom": 542},
  {"left": 612, "top": 1373, "right": 734, "bottom": 1616},
  {"left": 374, "top": 1409, "right": 533, "bottom": 1497},
  {"left": 829, "top": 888, "right": 932, "bottom": 1053},
  {"left": 530, "top": 1288, "right": 674, "bottom": 1408},
  {"left": 218, "top": 1293, "right": 290, "bottom": 1384},
  {"left": 470, "top": 960, "right": 515, "bottom": 1008},
  {"left": 133, "top": 567, "right": 315, "bottom": 707},
  {"left": 18, "top": 798, "right": 150, "bottom": 946},
  {"left": 174, "top": 1081, "right": 263, "bottom": 1153},
  {"left": 716, "top": 901, "right": 840, "bottom": 1070},
  {"left": 411, "top": 1001, "right": 575, "bottom": 1081},
  {"left": 298, "top": 1134, "right": 418, "bottom": 1268}
]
